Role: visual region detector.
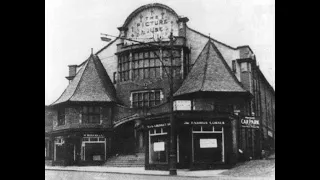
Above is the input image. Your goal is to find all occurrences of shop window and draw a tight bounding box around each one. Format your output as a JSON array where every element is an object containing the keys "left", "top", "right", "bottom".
[
  {"left": 57, "top": 108, "right": 65, "bottom": 126},
  {"left": 81, "top": 137, "right": 106, "bottom": 161},
  {"left": 149, "top": 128, "right": 168, "bottom": 164},
  {"left": 132, "top": 90, "right": 161, "bottom": 108},
  {"left": 82, "top": 106, "right": 100, "bottom": 124},
  {"left": 54, "top": 137, "right": 64, "bottom": 161}
]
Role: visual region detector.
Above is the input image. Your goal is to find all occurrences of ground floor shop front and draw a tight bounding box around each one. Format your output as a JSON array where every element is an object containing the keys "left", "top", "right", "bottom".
[
  {"left": 51, "top": 129, "right": 112, "bottom": 166},
  {"left": 143, "top": 112, "right": 240, "bottom": 170}
]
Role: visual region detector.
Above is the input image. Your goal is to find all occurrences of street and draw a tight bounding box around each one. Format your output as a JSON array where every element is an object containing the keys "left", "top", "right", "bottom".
[{"left": 45, "top": 170, "right": 275, "bottom": 180}]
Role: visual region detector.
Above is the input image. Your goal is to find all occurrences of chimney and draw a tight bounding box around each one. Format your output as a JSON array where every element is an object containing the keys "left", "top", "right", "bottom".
[
  {"left": 66, "top": 65, "right": 77, "bottom": 83},
  {"left": 177, "top": 16, "right": 189, "bottom": 38}
]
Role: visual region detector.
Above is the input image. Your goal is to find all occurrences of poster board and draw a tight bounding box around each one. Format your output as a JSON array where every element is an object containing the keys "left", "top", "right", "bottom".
[
  {"left": 200, "top": 139, "right": 217, "bottom": 148},
  {"left": 153, "top": 142, "right": 165, "bottom": 151},
  {"left": 93, "top": 155, "right": 101, "bottom": 161}
]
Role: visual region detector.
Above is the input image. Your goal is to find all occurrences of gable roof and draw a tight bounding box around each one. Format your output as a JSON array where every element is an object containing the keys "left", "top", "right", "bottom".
[
  {"left": 174, "top": 40, "right": 248, "bottom": 97},
  {"left": 51, "top": 54, "right": 117, "bottom": 106}
]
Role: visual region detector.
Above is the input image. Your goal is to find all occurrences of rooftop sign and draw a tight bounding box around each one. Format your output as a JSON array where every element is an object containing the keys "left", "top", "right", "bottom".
[{"left": 124, "top": 6, "right": 178, "bottom": 45}]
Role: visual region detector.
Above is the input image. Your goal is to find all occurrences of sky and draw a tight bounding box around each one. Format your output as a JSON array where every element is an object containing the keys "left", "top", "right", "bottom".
[{"left": 45, "top": 0, "right": 275, "bottom": 105}]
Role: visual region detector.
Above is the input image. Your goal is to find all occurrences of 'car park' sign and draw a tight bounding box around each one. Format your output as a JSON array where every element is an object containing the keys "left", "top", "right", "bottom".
[{"left": 241, "top": 117, "right": 260, "bottom": 129}]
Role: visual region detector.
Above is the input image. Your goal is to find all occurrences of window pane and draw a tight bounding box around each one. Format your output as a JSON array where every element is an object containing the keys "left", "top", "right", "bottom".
[
  {"left": 135, "top": 61, "right": 139, "bottom": 69},
  {"left": 150, "top": 68, "right": 155, "bottom": 78},
  {"left": 150, "top": 51, "right": 154, "bottom": 58},
  {"left": 133, "top": 93, "right": 138, "bottom": 101},
  {"left": 134, "top": 69, "right": 139, "bottom": 79},
  {"left": 139, "top": 60, "right": 144, "bottom": 68},
  {"left": 155, "top": 100, "right": 160, "bottom": 105},
  {"left": 89, "top": 107, "right": 94, "bottom": 113},
  {"left": 91, "top": 138, "right": 98, "bottom": 142},
  {"left": 150, "top": 101, "right": 155, "bottom": 107},
  {"left": 83, "top": 106, "right": 88, "bottom": 114},
  {"left": 144, "top": 59, "right": 149, "bottom": 67},
  {"left": 163, "top": 50, "right": 169, "bottom": 57},
  {"left": 144, "top": 52, "right": 149, "bottom": 58},
  {"left": 139, "top": 69, "right": 144, "bottom": 79},
  {"left": 83, "top": 115, "right": 88, "bottom": 123},
  {"left": 144, "top": 93, "right": 149, "bottom": 100},
  {"left": 133, "top": 102, "right": 138, "bottom": 108},
  {"left": 155, "top": 59, "right": 161, "bottom": 67},
  {"left": 94, "top": 107, "right": 100, "bottom": 113},
  {"left": 155, "top": 91, "right": 160, "bottom": 100},
  {"left": 83, "top": 138, "right": 89, "bottom": 142},
  {"left": 138, "top": 102, "right": 143, "bottom": 107},
  {"left": 150, "top": 93, "right": 155, "bottom": 100},
  {"left": 144, "top": 69, "right": 149, "bottom": 79},
  {"left": 139, "top": 52, "right": 143, "bottom": 59},
  {"left": 134, "top": 53, "right": 138, "bottom": 60},
  {"left": 150, "top": 59, "right": 155, "bottom": 67},
  {"left": 99, "top": 138, "right": 105, "bottom": 142},
  {"left": 138, "top": 93, "right": 143, "bottom": 101},
  {"left": 155, "top": 67, "right": 160, "bottom": 77}
]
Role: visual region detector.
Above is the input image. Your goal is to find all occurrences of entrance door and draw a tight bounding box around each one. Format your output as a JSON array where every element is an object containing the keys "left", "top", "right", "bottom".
[{"left": 178, "top": 127, "right": 191, "bottom": 168}]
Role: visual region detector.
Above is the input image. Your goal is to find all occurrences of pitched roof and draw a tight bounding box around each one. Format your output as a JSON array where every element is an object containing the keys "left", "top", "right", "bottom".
[
  {"left": 174, "top": 40, "right": 248, "bottom": 97},
  {"left": 51, "top": 54, "right": 117, "bottom": 106}
]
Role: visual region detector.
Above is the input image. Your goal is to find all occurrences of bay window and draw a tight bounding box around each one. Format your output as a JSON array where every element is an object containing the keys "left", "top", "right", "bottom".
[{"left": 82, "top": 106, "right": 101, "bottom": 124}]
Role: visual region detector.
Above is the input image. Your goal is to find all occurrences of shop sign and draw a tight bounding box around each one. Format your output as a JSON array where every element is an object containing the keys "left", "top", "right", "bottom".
[
  {"left": 174, "top": 100, "right": 191, "bottom": 111},
  {"left": 147, "top": 122, "right": 170, "bottom": 129},
  {"left": 153, "top": 142, "right": 165, "bottom": 151},
  {"left": 200, "top": 139, "right": 217, "bottom": 148},
  {"left": 84, "top": 134, "right": 104, "bottom": 137},
  {"left": 268, "top": 130, "right": 273, "bottom": 137},
  {"left": 184, "top": 121, "right": 225, "bottom": 125},
  {"left": 241, "top": 117, "right": 260, "bottom": 129}
]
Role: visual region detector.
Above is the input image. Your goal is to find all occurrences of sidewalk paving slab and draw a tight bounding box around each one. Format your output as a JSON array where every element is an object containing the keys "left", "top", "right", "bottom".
[{"left": 45, "top": 166, "right": 228, "bottom": 177}]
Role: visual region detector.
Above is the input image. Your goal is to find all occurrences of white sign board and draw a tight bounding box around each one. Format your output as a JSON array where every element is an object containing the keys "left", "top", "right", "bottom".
[
  {"left": 174, "top": 100, "right": 191, "bottom": 111},
  {"left": 153, "top": 142, "right": 165, "bottom": 151},
  {"left": 268, "top": 130, "right": 273, "bottom": 137},
  {"left": 93, "top": 155, "right": 101, "bottom": 161},
  {"left": 200, "top": 139, "right": 217, "bottom": 148}
]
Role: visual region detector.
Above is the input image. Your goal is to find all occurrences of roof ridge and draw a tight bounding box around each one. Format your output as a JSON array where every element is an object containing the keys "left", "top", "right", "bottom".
[
  {"left": 92, "top": 55, "right": 117, "bottom": 102},
  {"left": 186, "top": 26, "right": 237, "bottom": 50},
  {"left": 200, "top": 40, "right": 211, "bottom": 91},
  {"left": 68, "top": 55, "right": 92, "bottom": 101},
  {"left": 50, "top": 57, "right": 90, "bottom": 106}
]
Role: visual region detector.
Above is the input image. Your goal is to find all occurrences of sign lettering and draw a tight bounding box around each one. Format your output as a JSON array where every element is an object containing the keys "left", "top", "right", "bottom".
[{"left": 241, "top": 117, "right": 260, "bottom": 128}]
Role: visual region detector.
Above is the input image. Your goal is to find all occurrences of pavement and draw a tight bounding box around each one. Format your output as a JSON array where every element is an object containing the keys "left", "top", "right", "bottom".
[{"left": 45, "top": 166, "right": 228, "bottom": 177}]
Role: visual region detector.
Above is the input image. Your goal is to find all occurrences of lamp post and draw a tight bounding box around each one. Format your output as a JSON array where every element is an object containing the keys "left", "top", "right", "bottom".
[{"left": 101, "top": 33, "right": 177, "bottom": 175}]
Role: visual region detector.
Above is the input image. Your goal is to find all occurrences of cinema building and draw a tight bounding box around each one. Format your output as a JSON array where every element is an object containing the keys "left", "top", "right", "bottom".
[{"left": 47, "top": 3, "right": 275, "bottom": 170}]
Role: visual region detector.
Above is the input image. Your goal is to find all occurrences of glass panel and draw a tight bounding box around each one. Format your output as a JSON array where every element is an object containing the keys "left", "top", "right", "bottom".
[
  {"left": 83, "top": 138, "right": 89, "bottom": 142},
  {"left": 150, "top": 93, "right": 155, "bottom": 100},
  {"left": 89, "top": 107, "right": 94, "bottom": 113},
  {"left": 90, "top": 138, "right": 98, "bottom": 142},
  {"left": 150, "top": 101, "right": 155, "bottom": 107},
  {"left": 150, "top": 59, "right": 154, "bottom": 67},
  {"left": 138, "top": 93, "right": 143, "bottom": 101},
  {"left": 150, "top": 51, "right": 154, "bottom": 58},
  {"left": 144, "top": 59, "right": 149, "bottom": 67},
  {"left": 144, "top": 93, "right": 149, "bottom": 100},
  {"left": 155, "top": 59, "right": 161, "bottom": 67},
  {"left": 155, "top": 100, "right": 160, "bottom": 105},
  {"left": 139, "top": 52, "right": 143, "bottom": 59},
  {"left": 150, "top": 68, "right": 155, "bottom": 78},
  {"left": 193, "top": 126, "right": 201, "bottom": 131},
  {"left": 133, "top": 102, "right": 138, "bottom": 108},
  {"left": 139, "top": 60, "right": 144, "bottom": 68},
  {"left": 135, "top": 61, "right": 139, "bottom": 69},
  {"left": 99, "top": 138, "right": 105, "bottom": 142},
  {"left": 83, "top": 106, "right": 88, "bottom": 114},
  {"left": 133, "top": 93, "right": 138, "bottom": 101},
  {"left": 144, "top": 69, "right": 149, "bottom": 79},
  {"left": 155, "top": 67, "right": 160, "bottom": 77},
  {"left": 150, "top": 135, "right": 167, "bottom": 164},
  {"left": 82, "top": 115, "right": 88, "bottom": 123},
  {"left": 155, "top": 91, "right": 160, "bottom": 100},
  {"left": 94, "top": 107, "right": 100, "bottom": 113},
  {"left": 134, "top": 69, "right": 139, "bottom": 80},
  {"left": 139, "top": 69, "right": 144, "bottom": 79},
  {"left": 144, "top": 52, "right": 149, "bottom": 58},
  {"left": 138, "top": 102, "right": 143, "bottom": 107},
  {"left": 134, "top": 53, "right": 138, "bottom": 60}
]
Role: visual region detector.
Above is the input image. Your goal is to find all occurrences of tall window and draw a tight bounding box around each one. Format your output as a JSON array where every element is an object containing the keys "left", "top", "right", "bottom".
[
  {"left": 132, "top": 51, "right": 161, "bottom": 80},
  {"left": 82, "top": 106, "right": 100, "bottom": 124},
  {"left": 57, "top": 108, "right": 65, "bottom": 126},
  {"left": 119, "top": 54, "right": 130, "bottom": 82},
  {"left": 132, "top": 90, "right": 161, "bottom": 108},
  {"left": 232, "top": 60, "right": 236, "bottom": 72}
]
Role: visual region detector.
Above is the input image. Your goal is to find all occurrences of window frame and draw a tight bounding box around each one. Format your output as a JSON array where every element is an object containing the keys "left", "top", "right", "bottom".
[
  {"left": 81, "top": 106, "right": 101, "bottom": 124},
  {"left": 57, "top": 108, "right": 65, "bottom": 126},
  {"left": 132, "top": 90, "right": 162, "bottom": 108}
]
